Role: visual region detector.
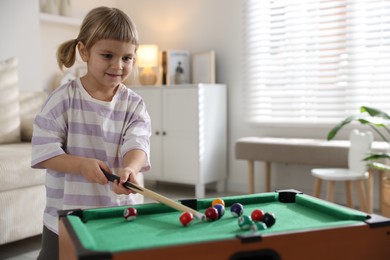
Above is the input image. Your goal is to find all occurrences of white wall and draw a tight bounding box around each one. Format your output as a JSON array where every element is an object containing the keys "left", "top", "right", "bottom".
[
  {"left": 0, "top": 0, "right": 42, "bottom": 91},
  {"left": 40, "top": 0, "right": 117, "bottom": 91},
  {"left": 0, "top": 0, "right": 380, "bottom": 209}
]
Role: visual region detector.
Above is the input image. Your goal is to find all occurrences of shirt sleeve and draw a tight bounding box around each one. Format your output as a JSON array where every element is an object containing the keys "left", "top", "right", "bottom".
[
  {"left": 31, "top": 89, "right": 68, "bottom": 169},
  {"left": 120, "top": 96, "right": 152, "bottom": 172}
]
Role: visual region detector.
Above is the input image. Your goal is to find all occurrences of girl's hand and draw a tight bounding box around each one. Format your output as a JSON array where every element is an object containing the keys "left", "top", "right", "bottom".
[
  {"left": 79, "top": 158, "right": 110, "bottom": 185},
  {"left": 112, "top": 167, "right": 139, "bottom": 195}
]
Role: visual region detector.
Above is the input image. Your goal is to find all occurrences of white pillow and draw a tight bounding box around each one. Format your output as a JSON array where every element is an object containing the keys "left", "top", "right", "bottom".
[
  {"left": 19, "top": 92, "right": 48, "bottom": 141},
  {"left": 0, "top": 57, "right": 21, "bottom": 144}
]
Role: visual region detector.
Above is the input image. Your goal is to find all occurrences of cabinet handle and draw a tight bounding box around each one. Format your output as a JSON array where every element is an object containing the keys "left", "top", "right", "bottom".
[
  {"left": 155, "top": 131, "right": 160, "bottom": 135},
  {"left": 162, "top": 131, "right": 167, "bottom": 136}
]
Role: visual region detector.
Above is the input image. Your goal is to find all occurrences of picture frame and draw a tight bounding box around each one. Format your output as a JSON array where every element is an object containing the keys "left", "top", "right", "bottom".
[
  {"left": 191, "top": 50, "right": 216, "bottom": 84},
  {"left": 162, "top": 50, "right": 190, "bottom": 85}
]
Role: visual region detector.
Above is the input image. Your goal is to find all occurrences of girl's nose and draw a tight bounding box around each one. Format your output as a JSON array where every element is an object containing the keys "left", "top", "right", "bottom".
[{"left": 111, "top": 59, "right": 123, "bottom": 70}]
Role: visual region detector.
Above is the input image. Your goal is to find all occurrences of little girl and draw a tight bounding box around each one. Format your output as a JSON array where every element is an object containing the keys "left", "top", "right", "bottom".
[{"left": 31, "top": 7, "right": 151, "bottom": 259}]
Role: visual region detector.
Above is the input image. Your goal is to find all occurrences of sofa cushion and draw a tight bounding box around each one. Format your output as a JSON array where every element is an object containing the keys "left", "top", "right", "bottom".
[
  {"left": 19, "top": 92, "right": 48, "bottom": 141},
  {"left": 20, "top": 115, "right": 36, "bottom": 142},
  {"left": 0, "top": 57, "right": 21, "bottom": 144},
  {"left": 0, "top": 185, "right": 45, "bottom": 245},
  {"left": 0, "top": 143, "right": 45, "bottom": 192}
]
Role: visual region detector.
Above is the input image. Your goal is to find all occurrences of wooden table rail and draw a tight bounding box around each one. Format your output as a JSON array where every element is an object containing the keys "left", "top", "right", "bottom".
[{"left": 235, "top": 137, "right": 388, "bottom": 214}]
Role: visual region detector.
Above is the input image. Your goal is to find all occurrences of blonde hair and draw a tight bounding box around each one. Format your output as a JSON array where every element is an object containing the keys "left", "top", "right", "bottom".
[{"left": 57, "top": 6, "right": 139, "bottom": 70}]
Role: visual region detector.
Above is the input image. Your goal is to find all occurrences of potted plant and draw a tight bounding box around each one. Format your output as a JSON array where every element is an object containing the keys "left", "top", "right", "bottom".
[
  {"left": 327, "top": 106, "right": 390, "bottom": 170},
  {"left": 328, "top": 106, "right": 390, "bottom": 216}
]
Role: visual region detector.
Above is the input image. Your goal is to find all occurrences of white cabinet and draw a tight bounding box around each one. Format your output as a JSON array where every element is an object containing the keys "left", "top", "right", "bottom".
[{"left": 132, "top": 84, "right": 227, "bottom": 198}]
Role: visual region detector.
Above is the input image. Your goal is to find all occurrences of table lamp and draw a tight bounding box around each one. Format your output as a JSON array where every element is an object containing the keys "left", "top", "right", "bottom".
[{"left": 138, "top": 44, "right": 159, "bottom": 85}]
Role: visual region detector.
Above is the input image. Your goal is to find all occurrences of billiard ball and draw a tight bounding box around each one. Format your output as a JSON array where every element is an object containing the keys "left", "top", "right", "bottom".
[
  {"left": 212, "top": 198, "right": 225, "bottom": 207},
  {"left": 238, "top": 215, "right": 253, "bottom": 230},
  {"left": 251, "top": 209, "right": 265, "bottom": 222},
  {"left": 205, "top": 207, "right": 219, "bottom": 221},
  {"left": 251, "top": 221, "right": 267, "bottom": 232},
  {"left": 213, "top": 204, "right": 225, "bottom": 219},
  {"left": 123, "top": 207, "right": 137, "bottom": 221},
  {"left": 179, "top": 211, "right": 194, "bottom": 227},
  {"left": 230, "top": 203, "right": 244, "bottom": 217},
  {"left": 261, "top": 212, "right": 276, "bottom": 227}
]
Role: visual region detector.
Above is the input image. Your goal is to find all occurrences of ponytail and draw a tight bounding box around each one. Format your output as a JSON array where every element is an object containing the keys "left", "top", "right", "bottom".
[
  {"left": 56, "top": 39, "right": 78, "bottom": 70},
  {"left": 56, "top": 7, "right": 139, "bottom": 71}
]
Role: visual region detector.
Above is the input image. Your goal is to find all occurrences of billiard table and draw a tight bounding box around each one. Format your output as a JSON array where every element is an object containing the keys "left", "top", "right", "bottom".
[{"left": 59, "top": 190, "right": 390, "bottom": 260}]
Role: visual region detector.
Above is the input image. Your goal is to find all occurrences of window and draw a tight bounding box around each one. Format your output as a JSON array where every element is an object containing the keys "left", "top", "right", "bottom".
[{"left": 243, "top": 0, "right": 390, "bottom": 126}]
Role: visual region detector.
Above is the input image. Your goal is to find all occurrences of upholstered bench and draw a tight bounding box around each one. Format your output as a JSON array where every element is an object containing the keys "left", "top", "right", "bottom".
[{"left": 235, "top": 136, "right": 388, "bottom": 213}]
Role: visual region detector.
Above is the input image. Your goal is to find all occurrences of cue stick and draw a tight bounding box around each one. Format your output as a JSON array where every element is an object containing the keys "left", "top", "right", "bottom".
[{"left": 103, "top": 171, "right": 206, "bottom": 220}]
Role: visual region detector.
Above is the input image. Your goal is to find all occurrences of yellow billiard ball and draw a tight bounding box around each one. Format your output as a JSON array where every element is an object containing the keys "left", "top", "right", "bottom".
[{"left": 212, "top": 198, "right": 225, "bottom": 207}]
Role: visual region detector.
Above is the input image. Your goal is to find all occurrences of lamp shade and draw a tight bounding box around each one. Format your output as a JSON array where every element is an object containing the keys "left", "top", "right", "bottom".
[{"left": 138, "top": 44, "right": 159, "bottom": 68}]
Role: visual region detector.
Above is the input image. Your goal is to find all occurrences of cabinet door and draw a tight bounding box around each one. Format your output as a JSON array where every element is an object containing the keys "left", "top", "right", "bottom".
[
  {"left": 132, "top": 88, "right": 163, "bottom": 179},
  {"left": 162, "top": 88, "right": 199, "bottom": 183}
]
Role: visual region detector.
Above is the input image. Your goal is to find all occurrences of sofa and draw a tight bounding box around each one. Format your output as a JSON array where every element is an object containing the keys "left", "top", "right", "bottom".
[
  {"left": 0, "top": 91, "right": 48, "bottom": 245},
  {"left": 0, "top": 57, "right": 143, "bottom": 245},
  {"left": 0, "top": 56, "right": 47, "bottom": 245}
]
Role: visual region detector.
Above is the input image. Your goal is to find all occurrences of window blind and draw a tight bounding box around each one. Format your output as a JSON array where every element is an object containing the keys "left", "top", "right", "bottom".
[{"left": 242, "top": 0, "right": 390, "bottom": 126}]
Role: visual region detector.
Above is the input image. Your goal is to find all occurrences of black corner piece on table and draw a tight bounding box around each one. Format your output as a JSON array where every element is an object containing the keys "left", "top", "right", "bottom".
[{"left": 277, "top": 189, "right": 303, "bottom": 203}]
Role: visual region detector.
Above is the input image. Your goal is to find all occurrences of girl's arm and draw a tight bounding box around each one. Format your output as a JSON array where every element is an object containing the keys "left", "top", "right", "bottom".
[{"left": 38, "top": 154, "right": 111, "bottom": 185}]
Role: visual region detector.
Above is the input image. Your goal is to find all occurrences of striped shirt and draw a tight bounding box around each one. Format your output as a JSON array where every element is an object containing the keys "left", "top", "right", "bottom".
[{"left": 31, "top": 79, "right": 151, "bottom": 234}]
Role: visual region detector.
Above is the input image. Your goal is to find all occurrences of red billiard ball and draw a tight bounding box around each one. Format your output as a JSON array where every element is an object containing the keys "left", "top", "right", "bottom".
[
  {"left": 179, "top": 212, "right": 194, "bottom": 227},
  {"left": 123, "top": 207, "right": 137, "bottom": 221},
  {"left": 205, "top": 207, "right": 219, "bottom": 221},
  {"left": 251, "top": 209, "right": 265, "bottom": 222},
  {"left": 213, "top": 204, "right": 225, "bottom": 219},
  {"left": 261, "top": 212, "right": 276, "bottom": 227}
]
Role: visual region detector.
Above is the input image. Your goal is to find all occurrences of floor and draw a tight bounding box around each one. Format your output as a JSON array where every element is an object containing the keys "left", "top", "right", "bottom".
[{"left": 0, "top": 181, "right": 241, "bottom": 260}]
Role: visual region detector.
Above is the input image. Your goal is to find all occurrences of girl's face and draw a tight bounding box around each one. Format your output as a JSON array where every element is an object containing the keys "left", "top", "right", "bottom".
[{"left": 79, "top": 39, "right": 136, "bottom": 91}]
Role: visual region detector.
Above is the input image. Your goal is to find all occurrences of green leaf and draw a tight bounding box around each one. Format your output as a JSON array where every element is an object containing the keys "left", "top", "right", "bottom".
[
  {"left": 363, "top": 153, "right": 390, "bottom": 161},
  {"left": 357, "top": 117, "right": 387, "bottom": 127},
  {"left": 327, "top": 116, "right": 357, "bottom": 140},
  {"left": 367, "top": 162, "right": 390, "bottom": 171},
  {"left": 361, "top": 106, "right": 390, "bottom": 120}
]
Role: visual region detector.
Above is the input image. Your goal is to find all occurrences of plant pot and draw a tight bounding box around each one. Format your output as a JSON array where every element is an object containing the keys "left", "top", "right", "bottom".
[{"left": 381, "top": 176, "right": 390, "bottom": 217}]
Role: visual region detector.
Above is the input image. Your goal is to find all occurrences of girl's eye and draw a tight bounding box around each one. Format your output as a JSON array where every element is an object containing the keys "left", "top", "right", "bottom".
[
  {"left": 101, "top": 54, "right": 112, "bottom": 59},
  {"left": 123, "top": 56, "right": 135, "bottom": 63}
]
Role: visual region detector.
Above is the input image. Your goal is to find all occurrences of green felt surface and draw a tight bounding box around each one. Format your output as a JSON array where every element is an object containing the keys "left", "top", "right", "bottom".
[{"left": 68, "top": 193, "right": 368, "bottom": 253}]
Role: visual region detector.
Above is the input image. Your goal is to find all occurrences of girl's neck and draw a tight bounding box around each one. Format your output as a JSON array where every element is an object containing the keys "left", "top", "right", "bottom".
[{"left": 80, "top": 76, "right": 119, "bottom": 102}]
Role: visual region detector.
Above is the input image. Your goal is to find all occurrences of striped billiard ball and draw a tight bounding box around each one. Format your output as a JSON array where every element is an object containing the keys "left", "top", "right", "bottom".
[
  {"left": 123, "top": 207, "right": 137, "bottom": 221},
  {"left": 230, "top": 203, "right": 244, "bottom": 217}
]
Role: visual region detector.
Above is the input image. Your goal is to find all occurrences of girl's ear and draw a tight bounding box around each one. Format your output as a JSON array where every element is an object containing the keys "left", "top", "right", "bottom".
[{"left": 78, "top": 42, "right": 89, "bottom": 62}]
